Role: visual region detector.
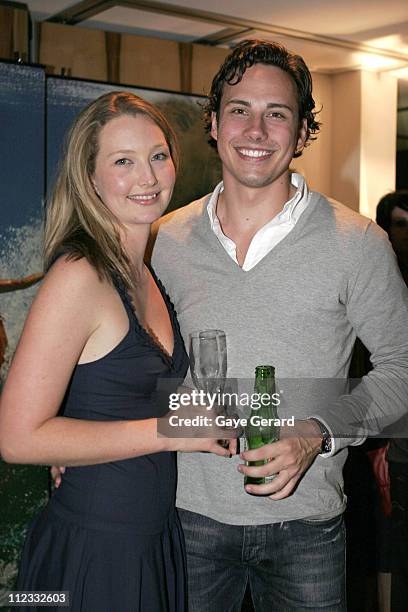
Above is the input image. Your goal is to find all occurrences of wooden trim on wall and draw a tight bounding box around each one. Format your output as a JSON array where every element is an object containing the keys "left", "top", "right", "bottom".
[
  {"left": 37, "top": 22, "right": 230, "bottom": 95},
  {"left": 0, "top": 3, "right": 29, "bottom": 61},
  {"left": 105, "top": 31, "right": 121, "bottom": 83},
  {"left": 178, "top": 42, "right": 192, "bottom": 94}
]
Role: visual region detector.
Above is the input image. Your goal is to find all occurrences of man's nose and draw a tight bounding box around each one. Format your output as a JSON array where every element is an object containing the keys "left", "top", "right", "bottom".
[{"left": 244, "top": 115, "right": 268, "bottom": 141}]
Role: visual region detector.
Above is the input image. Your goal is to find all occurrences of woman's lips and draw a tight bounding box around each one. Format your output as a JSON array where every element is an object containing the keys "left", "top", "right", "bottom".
[{"left": 127, "top": 192, "right": 160, "bottom": 205}]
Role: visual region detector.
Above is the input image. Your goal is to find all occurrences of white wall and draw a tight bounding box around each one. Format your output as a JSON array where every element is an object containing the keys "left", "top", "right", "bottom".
[
  {"left": 293, "top": 72, "right": 333, "bottom": 198},
  {"left": 359, "top": 71, "right": 397, "bottom": 219},
  {"left": 300, "top": 69, "right": 398, "bottom": 219}
]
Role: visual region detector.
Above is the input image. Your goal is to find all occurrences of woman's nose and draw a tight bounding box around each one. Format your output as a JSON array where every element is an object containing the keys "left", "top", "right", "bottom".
[{"left": 137, "top": 164, "right": 158, "bottom": 187}]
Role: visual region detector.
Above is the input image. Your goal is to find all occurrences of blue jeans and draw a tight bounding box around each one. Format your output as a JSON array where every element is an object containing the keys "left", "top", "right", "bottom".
[{"left": 178, "top": 509, "right": 346, "bottom": 612}]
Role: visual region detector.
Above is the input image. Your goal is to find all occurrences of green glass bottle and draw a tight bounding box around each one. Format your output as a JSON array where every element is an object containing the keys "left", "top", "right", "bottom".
[{"left": 244, "top": 365, "right": 279, "bottom": 486}]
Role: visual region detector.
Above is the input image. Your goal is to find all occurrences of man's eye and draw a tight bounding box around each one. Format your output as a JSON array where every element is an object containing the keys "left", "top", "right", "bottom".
[
  {"left": 115, "top": 158, "right": 131, "bottom": 166},
  {"left": 269, "top": 112, "right": 285, "bottom": 119},
  {"left": 231, "top": 108, "right": 247, "bottom": 115}
]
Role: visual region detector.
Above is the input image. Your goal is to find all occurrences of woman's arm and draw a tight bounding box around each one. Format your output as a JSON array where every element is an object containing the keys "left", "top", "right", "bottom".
[{"left": 0, "top": 257, "right": 230, "bottom": 465}]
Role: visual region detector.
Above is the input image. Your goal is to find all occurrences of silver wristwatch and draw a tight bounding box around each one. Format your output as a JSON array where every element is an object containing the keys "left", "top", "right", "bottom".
[{"left": 310, "top": 418, "right": 332, "bottom": 454}]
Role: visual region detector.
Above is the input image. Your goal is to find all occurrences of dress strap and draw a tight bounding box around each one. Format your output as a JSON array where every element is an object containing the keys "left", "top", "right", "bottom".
[
  {"left": 108, "top": 275, "right": 137, "bottom": 336},
  {"left": 112, "top": 272, "right": 176, "bottom": 369}
]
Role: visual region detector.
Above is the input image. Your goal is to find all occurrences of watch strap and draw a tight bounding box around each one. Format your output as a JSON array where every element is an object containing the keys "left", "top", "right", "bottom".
[{"left": 309, "top": 418, "right": 332, "bottom": 455}]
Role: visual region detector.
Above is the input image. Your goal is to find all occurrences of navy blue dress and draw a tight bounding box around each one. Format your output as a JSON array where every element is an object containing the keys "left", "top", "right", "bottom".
[{"left": 17, "top": 272, "right": 189, "bottom": 611}]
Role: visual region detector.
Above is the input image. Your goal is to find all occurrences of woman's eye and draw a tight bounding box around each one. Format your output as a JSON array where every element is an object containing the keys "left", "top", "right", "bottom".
[
  {"left": 152, "top": 152, "right": 169, "bottom": 161},
  {"left": 115, "top": 158, "right": 131, "bottom": 166}
]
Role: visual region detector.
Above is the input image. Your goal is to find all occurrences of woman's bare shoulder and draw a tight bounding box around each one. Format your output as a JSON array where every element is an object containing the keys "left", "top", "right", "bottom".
[
  {"left": 31, "top": 256, "right": 112, "bottom": 329},
  {"left": 44, "top": 255, "right": 109, "bottom": 298},
  {"left": 47, "top": 254, "right": 101, "bottom": 283}
]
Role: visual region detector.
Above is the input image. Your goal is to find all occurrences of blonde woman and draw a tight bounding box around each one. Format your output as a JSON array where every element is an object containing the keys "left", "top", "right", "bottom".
[{"left": 0, "top": 92, "right": 231, "bottom": 611}]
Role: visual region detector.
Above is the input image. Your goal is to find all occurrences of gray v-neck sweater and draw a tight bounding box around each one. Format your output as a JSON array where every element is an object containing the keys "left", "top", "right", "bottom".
[{"left": 152, "top": 189, "right": 408, "bottom": 524}]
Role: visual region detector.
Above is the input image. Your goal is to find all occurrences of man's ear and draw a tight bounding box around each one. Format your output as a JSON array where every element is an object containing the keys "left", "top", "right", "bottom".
[
  {"left": 210, "top": 112, "right": 218, "bottom": 141},
  {"left": 295, "top": 118, "right": 307, "bottom": 154}
]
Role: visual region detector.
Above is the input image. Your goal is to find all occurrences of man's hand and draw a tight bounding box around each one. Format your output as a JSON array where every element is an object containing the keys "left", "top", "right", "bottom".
[
  {"left": 238, "top": 419, "right": 323, "bottom": 499},
  {"left": 50, "top": 465, "right": 65, "bottom": 488}
]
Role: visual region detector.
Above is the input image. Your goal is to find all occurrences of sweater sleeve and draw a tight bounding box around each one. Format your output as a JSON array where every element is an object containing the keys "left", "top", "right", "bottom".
[
  {"left": 151, "top": 226, "right": 163, "bottom": 276},
  {"left": 151, "top": 224, "right": 173, "bottom": 293},
  {"left": 321, "top": 221, "right": 408, "bottom": 452}
]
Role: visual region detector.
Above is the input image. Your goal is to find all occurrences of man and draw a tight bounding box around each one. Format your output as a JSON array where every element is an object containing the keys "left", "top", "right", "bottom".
[{"left": 151, "top": 40, "right": 408, "bottom": 611}]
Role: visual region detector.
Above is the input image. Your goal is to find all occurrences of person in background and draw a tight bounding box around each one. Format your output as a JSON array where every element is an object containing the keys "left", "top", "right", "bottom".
[
  {"left": 376, "top": 190, "right": 408, "bottom": 612},
  {"left": 0, "top": 91, "right": 232, "bottom": 612},
  {"left": 377, "top": 191, "right": 408, "bottom": 284}
]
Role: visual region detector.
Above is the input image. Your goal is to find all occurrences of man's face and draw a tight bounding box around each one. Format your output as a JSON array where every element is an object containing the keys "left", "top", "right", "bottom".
[
  {"left": 211, "top": 64, "right": 307, "bottom": 190},
  {"left": 390, "top": 206, "right": 408, "bottom": 268}
]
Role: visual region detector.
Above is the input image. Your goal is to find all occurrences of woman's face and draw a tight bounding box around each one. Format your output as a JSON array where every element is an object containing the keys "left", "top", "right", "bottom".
[{"left": 92, "top": 114, "right": 176, "bottom": 227}]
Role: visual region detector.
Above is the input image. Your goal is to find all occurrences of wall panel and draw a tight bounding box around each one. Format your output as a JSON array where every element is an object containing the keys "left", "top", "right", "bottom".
[{"left": 0, "top": 62, "right": 48, "bottom": 607}]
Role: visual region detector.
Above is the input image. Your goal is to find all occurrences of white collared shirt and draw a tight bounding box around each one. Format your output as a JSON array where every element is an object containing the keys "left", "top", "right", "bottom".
[{"left": 207, "top": 172, "right": 310, "bottom": 271}]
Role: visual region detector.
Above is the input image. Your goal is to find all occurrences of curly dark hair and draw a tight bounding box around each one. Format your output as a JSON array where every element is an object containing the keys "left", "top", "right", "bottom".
[{"left": 203, "top": 39, "right": 321, "bottom": 157}]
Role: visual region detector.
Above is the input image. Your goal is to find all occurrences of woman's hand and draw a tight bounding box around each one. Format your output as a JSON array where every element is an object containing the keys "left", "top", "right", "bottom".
[
  {"left": 50, "top": 465, "right": 65, "bottom": 488},
  {"left": 158, "top": 386, "right": 241, "bottom": 456}
]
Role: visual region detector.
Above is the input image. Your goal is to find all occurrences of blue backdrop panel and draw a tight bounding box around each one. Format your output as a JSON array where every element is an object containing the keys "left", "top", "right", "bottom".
[
  {"left": 0, "top": 63, "right": 45, "bottom": 236},
  {"left": 0, "top": 62, "right": 48, "bottom": 608},
  {"left": 0, "top": 62, "right": 45, "bottom": 360}
]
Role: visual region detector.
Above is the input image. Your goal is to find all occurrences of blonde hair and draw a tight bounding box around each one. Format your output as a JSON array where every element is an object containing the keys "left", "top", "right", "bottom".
[{"left": 44, "top": 91, "right": 179, "bottom": 288}]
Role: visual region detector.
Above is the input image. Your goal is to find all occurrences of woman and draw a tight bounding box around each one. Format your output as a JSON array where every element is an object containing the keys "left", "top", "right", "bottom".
[{"left": 0, "top": 91, "right": 231, "bottom": 611}]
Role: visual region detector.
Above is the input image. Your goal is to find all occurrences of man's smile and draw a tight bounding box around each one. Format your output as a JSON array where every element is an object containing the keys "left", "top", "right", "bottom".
[{"left": 235, "top": 147, "right": 273, "bottom": 160}]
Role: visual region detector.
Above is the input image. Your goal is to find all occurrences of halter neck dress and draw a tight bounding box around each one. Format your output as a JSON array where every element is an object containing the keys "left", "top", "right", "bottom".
[{"left": 17, "top": 270, "right": 189, "bottom": 611}]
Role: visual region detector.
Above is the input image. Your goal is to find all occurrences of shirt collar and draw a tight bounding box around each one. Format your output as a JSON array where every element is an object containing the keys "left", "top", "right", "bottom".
[{"left": 207, "top": 173, "right": 309, "bottom": 230}]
